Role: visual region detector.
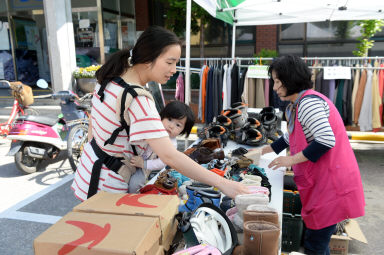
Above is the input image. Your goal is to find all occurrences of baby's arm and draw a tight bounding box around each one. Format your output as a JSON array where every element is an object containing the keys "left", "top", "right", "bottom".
[
  {"left": 145, "top": 157, "right": 167, "bottom": 171},
  {"left": 130, "top": 155, "right": 166, "bottom": 171}
]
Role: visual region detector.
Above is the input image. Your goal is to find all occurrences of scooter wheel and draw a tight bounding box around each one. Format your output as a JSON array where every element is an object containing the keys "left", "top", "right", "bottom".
[{"left": 15, "top": 144, "right": 41, "bottom": 174}]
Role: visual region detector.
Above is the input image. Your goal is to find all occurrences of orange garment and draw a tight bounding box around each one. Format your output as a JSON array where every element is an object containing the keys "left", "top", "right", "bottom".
[
  {"left": 353, "top": 69, "right": 367, "bottom": 124},
  {"left": 201, "top": 66, "right": 210, "bottom": 123}
]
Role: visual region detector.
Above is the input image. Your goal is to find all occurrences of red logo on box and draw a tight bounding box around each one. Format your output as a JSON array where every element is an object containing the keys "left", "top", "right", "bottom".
[
  {"left": 58, "top": 220, "right": 111, "bottom": 255},
  {"left": 116, "top": 194, "right": 158, "bottom": 208}
]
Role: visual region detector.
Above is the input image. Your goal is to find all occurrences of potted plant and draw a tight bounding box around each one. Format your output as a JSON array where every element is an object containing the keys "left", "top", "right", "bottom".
[{"left": 73, "top": 65, "right": 101, "bottom": 93}]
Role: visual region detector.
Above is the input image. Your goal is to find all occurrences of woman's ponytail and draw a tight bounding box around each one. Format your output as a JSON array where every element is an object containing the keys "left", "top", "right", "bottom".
[{"left": 95, "top": 49, "right": 131, "bottom": 85}]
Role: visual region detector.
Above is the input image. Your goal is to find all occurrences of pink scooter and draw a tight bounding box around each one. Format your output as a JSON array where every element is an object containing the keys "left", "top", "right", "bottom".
[{"left": 7, "top": 80, "right": 90, "bottom": 174}]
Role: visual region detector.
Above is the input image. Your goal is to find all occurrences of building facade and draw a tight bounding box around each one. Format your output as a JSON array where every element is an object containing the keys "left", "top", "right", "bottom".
[{"left": 0, "top": 0, "right": 383, "bottom": 91}]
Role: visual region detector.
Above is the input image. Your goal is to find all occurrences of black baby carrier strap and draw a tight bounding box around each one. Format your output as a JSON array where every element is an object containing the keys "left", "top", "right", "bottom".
[
  {"left": 87, "top": 77, "right": 143, "bottom": 198},
  {"left": 88, "top": 139, "right": 124, "bottom": 198},
  {"left": 104, "top": 77, "right": 143, "bottom": 148}
]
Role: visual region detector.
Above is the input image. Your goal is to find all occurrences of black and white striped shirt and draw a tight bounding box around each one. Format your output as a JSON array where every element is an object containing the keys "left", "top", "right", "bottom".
[{"left": 272, "top": 95, "right": 336, "bottom": 162}]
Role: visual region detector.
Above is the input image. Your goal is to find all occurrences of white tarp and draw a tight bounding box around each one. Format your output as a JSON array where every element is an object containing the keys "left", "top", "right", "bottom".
[{"left": 193, "top": 0, "right": 384, "bottom": 26}]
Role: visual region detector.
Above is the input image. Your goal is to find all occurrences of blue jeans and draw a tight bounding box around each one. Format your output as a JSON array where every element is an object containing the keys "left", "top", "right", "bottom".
[{"left": 304, "top": 224, "right": 337, "bottom": 255}]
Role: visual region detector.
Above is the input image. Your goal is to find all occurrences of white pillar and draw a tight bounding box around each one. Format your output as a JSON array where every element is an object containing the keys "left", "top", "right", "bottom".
[
  {"left": 43, "top": 0, "right": 76, "bottom": 91},
  {"left": 185, "top": 0, "right": 192, "bottom": 105}
]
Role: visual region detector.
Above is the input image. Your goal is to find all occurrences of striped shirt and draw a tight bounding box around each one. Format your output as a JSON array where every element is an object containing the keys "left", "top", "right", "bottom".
[
  {"left": 272, "top": 95, "right": 335, "bottom": 162},
  {"left": 71, "top": 81, "right": 168, "bottom": 201}
]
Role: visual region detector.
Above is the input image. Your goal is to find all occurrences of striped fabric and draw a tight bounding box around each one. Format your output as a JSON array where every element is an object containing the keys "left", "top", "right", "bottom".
[
  {"left": 71, "top": 81, "right": 168, "bottom": 201},
  {"left": 284, "top": 96, "right": 335, "bottom": 148}
]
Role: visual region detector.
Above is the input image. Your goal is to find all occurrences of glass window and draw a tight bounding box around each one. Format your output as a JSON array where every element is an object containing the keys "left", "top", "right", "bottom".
[
  {"left": 280, "top": 23, "right": 304, "bottom": 41},
  {"left": 370, "top": 41, "right": 384, "bottom": 56},
  {"left": 102, "top": 0, "right": 118, "bottom": 12},
  {"left": 307, "top": 21, "right": 361, "bottom": 41},
  {"left": 278, "top": 45, "right": 303, "bottom": 56},
  {"left": 307, "top": 43, "right": 358, "bottom": 57},
  {"left": 0, "top": 0, "right": 6, "bottom": 13},
  {"left": 121, "top": 18, "right": 135, "bottom": 49},
  {"left": 236, "top": 26, "right": 255, "bottom": 43},
  {"left": 72, "top": 11, "right": 100, "bottom": 65},
  {"left": 71, "top": 0, "right": 97, "bottom": 8},
  {"left": 102, "top": 11, "right": 118, "bottom": 53},
  {"left": 120, "top": 0, "right": 135, "bottom": 17}
]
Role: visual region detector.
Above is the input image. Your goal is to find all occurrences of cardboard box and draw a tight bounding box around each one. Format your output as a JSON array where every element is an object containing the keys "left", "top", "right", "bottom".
[
  {"left": 155, "top": 245, "right": 165, "bottom": 255},
  {"left": 329, "top": 219, "right": 367, "bottom": 255},
  {"left": 73, "top": 192, "right": 179, "bottom": 250},
  {"left": 34, "top": 211, "right": 161, "bottom": 255}
]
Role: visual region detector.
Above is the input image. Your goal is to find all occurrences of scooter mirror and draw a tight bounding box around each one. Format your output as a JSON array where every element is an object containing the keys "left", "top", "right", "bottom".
[{"left": 36, "top": 79, "right": 49, "bottom": 89}]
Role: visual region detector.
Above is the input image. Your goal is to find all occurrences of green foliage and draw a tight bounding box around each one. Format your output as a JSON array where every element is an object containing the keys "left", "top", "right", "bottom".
[
  {"left": 160, "top": 0, "right": 210, "bottom": 37},
  {"left": 353, "top": 20, "right": 384, "bottom": 57},
  {"left": 254, "top": 49, "right": 278, "bottom": 65}
]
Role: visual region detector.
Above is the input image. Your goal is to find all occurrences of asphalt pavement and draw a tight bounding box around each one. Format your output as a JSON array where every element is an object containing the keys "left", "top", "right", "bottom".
[{"left": 0, "top": 88, "right": 383, "bottom": 254}]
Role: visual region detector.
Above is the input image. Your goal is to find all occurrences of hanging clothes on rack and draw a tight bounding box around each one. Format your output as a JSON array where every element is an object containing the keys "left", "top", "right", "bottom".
[
  {"left": 372, "top": 61, "right": 381, "bottom": 130},
  {"left": 175, "top": 72, "right": 185, "bottom": 102}
]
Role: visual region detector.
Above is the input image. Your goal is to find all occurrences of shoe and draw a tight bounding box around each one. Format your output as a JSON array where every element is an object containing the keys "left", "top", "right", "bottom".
[
  {"left": 233, "top": 127, "right": 267, "bottom": 147},
  {"left": 231, "top": 146, "right": 248, "bottom": 157},
  {"left": 216, "top": 114, "right": 234, "bottom": 131},
  {"left": 260, "top": 106, "right": 283, "bottom": 142},
  {"left": 220, "top": 196, "right": 235, "bottom": 213},
  {"left": 179, "top": 183, "right": 220, "bottom": 212},
  {"left": 236, "top": 155, "right": 254, "bottom": 168},
  {"left": 223, "top": 108, "right": 246, "bottom": 129},
  {"left": 207, "top": 125, "right": 229, "bottom": 147},
  {"left": 200, "top": 137, "right": 221, "bottom": 150},
  {"left": 232, "top": 102, "right": 248, "bottom": 121},
  {"left": 242, "top": 221, "right": 280, "bottom": 255},
  {"left": 246, "top": 117, "right": 263, "bottom": 130},
  {"left": 235, "top": 194, "right": 269, "bottom": 216},
  {"left": 189, "top": 147, "right": 225, "bottom": 164},
  {"left": 243, "top": 149, "right": 262, "bottom": 166},
  {"left": 243, "top": 208, "right": 279, "bottom": 225}
]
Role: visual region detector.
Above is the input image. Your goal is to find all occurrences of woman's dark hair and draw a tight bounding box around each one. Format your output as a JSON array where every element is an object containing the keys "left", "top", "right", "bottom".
[
  {"left": 160, "top": 101, "right": 195, "bottom": 137},
  {"left": 268, "top": 55, "right": 312, "bottom": 96},
  {"left": 95, "top": 26, "right": 181, "bottom": 84}
]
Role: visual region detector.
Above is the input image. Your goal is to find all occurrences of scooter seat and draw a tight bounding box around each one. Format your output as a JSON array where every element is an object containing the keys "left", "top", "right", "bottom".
[{"left": 17, "top": 115, "right": 58, "bottom": 126}]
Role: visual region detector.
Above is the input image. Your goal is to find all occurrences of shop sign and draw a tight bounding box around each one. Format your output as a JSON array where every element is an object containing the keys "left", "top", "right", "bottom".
[
  {"left": 247, "top": 65, "right": 269, "bottom": 79},
  {"left": 324, "top": 66, "right": 351, "bottom": 80}
]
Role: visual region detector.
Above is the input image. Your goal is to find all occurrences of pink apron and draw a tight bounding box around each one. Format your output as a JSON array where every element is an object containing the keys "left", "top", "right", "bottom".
[{"left": 290, "top": 90, "right": 365, "bottom": 230}]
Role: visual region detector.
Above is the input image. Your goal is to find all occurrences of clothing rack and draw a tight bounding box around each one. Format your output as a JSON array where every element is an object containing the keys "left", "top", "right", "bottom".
[{"left": 177, "top": 57, "right": 384, "bottom": 134}]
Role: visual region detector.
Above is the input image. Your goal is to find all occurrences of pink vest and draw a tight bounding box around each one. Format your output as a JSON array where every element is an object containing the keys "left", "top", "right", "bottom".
[{"left": 290, "top": 90, "right": 365, "bottom": 229}]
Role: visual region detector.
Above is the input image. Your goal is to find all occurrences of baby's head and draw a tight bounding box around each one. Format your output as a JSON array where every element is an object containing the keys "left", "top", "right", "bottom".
[{"left": 160, "top": 101, "right": 195, "bottom": 138}]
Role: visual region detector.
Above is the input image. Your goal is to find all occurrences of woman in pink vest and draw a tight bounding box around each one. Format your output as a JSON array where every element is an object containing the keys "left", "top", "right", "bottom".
[{"left": 262, "top": 55, "right": 365, "bottom": 255}]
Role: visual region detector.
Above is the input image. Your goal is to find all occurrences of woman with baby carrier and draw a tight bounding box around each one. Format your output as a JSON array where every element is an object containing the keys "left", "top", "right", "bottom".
[{"left": 71, "top": 26, "right": 249, "bottom": 201}]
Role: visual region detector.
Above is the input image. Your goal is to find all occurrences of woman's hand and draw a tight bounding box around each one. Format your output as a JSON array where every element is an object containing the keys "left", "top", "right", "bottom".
[
  {"left": 261, "top": 145, "right": 274, "bottom": 155},
  {"left": 130, "top": 156, "right": 144, "bottom": 169},
  {"left": 217, "top": 178, "right": 251, "bottom": 199},
  {"left": 268, "top": 155, "right": 295, "bottom": 170},
  {"left": 268, "top": 151, "right": 308, "bottom": 170}
]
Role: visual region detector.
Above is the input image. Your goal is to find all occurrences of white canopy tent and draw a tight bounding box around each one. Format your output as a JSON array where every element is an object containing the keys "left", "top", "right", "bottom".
[{"left": 183, "top": 0, "right": 384, "bottom": 104}]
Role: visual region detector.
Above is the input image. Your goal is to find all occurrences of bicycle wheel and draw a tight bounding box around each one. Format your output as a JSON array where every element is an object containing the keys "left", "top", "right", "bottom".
[{"left": 67, "top": 123, "right": 88, "bottom": 171}]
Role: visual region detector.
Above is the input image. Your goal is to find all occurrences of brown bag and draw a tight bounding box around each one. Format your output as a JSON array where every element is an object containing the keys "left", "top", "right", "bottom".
[{"left": 10, "top": 81, "right": 34, "bottom": 106}]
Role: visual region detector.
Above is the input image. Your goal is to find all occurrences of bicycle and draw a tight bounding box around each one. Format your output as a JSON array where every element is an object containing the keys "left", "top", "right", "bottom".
[
  {"left": 0, "top": 80, "right": 39, "bottom": 138},
  {"left": 66, "top": 93, "right": 92, "bottom": 171}
]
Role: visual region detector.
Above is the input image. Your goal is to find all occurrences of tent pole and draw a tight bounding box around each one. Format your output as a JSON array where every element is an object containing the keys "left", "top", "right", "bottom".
[
  {"left": 185, "top": 0, "right": 192, "bottom": 105},
  {"left": 231, "top": 11, "right": 236, "bottom": 61}
]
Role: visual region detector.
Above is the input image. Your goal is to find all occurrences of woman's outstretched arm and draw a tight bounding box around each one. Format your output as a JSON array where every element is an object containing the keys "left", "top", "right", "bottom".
[{"left": 147, "top": 136, "right": 250, "bottom": 199}]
